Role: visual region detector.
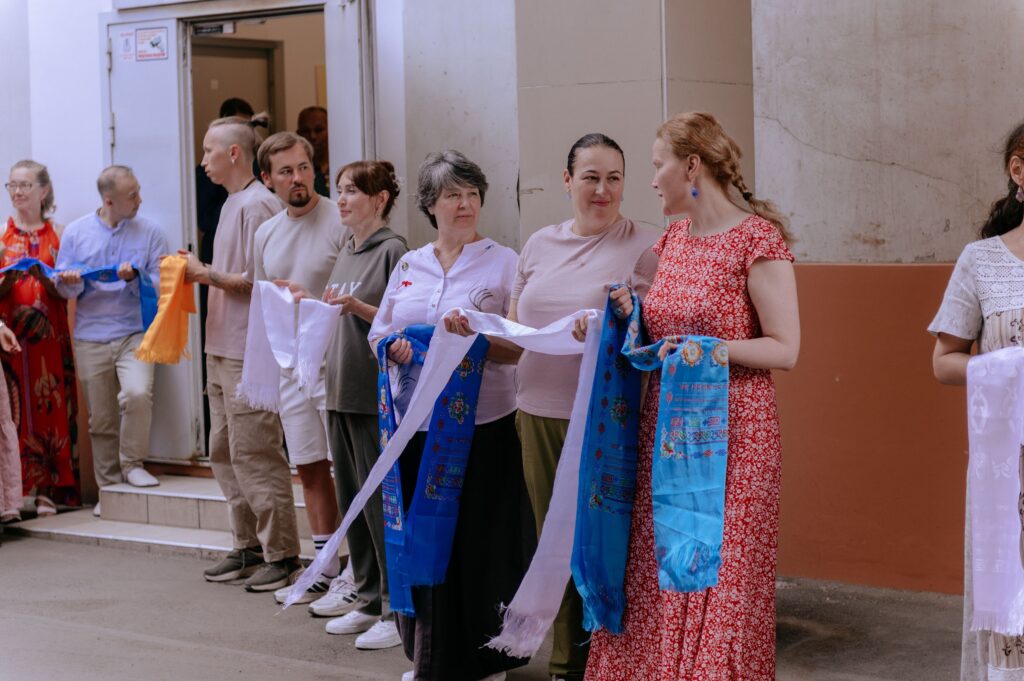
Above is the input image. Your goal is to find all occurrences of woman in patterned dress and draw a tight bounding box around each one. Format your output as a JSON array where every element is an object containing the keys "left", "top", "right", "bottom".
[
  {"left": 583, "top": 112, "right": 800, "bottom": 680},
  {"left": 0, "top": 160, "right": 78, "bottom": 515},
  {"left": 930, "top": 121, "right": 1024, "bottom": 681}
]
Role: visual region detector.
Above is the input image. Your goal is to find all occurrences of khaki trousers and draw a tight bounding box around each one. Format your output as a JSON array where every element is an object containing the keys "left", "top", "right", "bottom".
[
  {"left": 207, "top": 355, "right": 300, "bottom": 562},
  {"left": 516, "top": 410, "right": 590, "bottom": 680},
  {"left": 74, "top": 333, "right": 154, "bottom": 489}
]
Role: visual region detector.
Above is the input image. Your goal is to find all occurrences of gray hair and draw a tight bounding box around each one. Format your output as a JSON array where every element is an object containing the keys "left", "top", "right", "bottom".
[
  {"left": 97, "top": 165, "right": 135, "bottom": 197},
  {"left": 415, "top": 150, "right": 488, "bottom": 228}
]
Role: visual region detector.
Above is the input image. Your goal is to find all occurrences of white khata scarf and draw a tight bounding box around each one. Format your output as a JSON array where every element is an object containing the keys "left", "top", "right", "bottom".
[
  {"left": 283, "top": 305, "right": 600, "bottom": 640},
  {"left": 967, "top": 346, "right": 1024, "bottom": 635},
  {"left": 237, "top": 280, "right": 338, "bottom": 411}
]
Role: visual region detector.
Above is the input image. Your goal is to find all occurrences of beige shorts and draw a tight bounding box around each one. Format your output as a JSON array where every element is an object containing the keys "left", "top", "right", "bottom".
[{"left": 278, "top": 368, "right": 330, "bottom": 466}]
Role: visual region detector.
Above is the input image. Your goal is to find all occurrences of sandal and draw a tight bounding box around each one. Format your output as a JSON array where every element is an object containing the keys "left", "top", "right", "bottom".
[
  {"left": 34, "top": 495, "right": 57, "bottom": 517},
  {"left": 0, "top": 509, "right": 20, "bottom": 523}
]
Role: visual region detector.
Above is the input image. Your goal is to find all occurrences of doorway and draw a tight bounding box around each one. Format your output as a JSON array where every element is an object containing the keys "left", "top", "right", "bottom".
[
  {"left": 187, "top": 10, "right": 327, "bottom": 457},
  {"left": 101, "top": 0, "right": 368, "bottom": 463}
]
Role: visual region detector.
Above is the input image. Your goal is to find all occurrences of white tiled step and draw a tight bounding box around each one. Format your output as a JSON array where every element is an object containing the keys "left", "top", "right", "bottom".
[
  {"left": 100, "top": 475, "right": 312, "bottom": 538},
  {"left": 8, "top": 509, "right": 323, "bottom": 561}
]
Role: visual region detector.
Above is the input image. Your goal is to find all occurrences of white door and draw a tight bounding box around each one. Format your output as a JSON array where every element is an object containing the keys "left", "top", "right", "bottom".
[
  {"left": 324, "top": 0, "right": 369, "bottom": 174},
  {"left": 101, "top": 15, "right": 200, "bottom": 460}
]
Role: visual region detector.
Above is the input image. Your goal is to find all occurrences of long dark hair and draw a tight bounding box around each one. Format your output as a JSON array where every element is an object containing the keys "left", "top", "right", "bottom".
[{"left": 980, "top": 121, "right": 1024, "bottom": 238}]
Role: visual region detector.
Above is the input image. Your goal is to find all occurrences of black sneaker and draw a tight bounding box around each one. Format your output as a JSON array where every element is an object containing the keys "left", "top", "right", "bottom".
[
  {"left": 203, "top": 547, "right": 265, "bottom": 583},
  {"left": 243, "top": 557, "right": 302, "bottom": 592}
]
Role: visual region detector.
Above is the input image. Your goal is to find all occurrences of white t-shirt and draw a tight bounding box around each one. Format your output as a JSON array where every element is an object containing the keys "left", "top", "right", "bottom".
[{"left": 369, "top": 238, "right": 518, "bottom": 426}]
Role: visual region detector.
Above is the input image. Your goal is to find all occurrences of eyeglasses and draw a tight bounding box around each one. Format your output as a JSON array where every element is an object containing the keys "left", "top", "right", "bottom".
[{"left": 4, "top": 182, "right": 36, "bottom": 193}]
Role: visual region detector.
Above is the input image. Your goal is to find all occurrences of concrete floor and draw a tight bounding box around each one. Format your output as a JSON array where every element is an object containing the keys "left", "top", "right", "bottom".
[{"left": 0, "top": 533, "right": 962, "bottom": 681}]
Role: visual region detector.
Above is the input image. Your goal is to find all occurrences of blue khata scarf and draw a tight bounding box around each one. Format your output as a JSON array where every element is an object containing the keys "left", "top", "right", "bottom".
[
  {"left": 0, "top": 257, "right": 158, "bottom": 330},
  {"left": 376, "top": 324, "right": 489, "bottom": 616},
  {"left": 572, "top": 288, "right": 730, "bottom": 633}
]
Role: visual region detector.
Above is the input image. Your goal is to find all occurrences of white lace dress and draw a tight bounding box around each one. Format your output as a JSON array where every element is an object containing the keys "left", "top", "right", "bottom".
[{"left": 930, "top": 236, "right": 1024, "bottom": 681}]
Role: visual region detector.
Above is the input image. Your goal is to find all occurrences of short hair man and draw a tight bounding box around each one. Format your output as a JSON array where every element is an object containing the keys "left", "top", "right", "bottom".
[
  {"left": 56, "top": 166, "right": 168, "bottom": 512},
  {"left": 183, "top": 116, "right": 304, "bottom": 590},
  {"left": 252, "top": 132, "right": 346, "bottom": 603},
  {"left": 296, "top": 106, "right": 329, "bottom": 197}
]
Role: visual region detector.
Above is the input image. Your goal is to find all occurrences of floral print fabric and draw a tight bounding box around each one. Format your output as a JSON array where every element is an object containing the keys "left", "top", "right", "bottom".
[{"left": 585, "top": 215, "right": 793, "bottom": 681}]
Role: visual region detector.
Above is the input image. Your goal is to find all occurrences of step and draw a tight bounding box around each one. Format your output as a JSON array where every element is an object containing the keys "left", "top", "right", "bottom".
[
  {"left": 6, "top": 509, "right": 320, "bottom": 560},
  {"left": 100, "top": 475, "right": 312, "bottom": 539}
]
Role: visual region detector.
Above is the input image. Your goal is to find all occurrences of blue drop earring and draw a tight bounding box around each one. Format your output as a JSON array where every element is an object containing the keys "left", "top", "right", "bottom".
[{"left": 690, "top": 186, "right": 699, "bottom": 199}]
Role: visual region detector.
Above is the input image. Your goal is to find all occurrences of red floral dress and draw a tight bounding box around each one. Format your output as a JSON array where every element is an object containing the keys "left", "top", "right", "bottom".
[
  {"left": 0, "top": 218, "right": 79, "bottom": 505},
  {"left": 585, "top": 215, "right": 793, "bottom": 681}
]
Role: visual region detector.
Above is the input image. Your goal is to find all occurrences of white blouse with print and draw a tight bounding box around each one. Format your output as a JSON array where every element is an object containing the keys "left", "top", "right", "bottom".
[{"left": 369, "top": 237, "right": 519, "bottom": 426}]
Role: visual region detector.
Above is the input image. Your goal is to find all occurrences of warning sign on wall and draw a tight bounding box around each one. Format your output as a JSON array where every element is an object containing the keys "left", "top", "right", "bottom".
[{"left": 135, "top": 27, "right": 168, "bottom": 61}]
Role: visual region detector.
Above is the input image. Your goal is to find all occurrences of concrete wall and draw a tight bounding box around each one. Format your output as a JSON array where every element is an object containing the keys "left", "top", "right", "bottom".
[
  {"left": 753, "top": 0, "right": 1024, "bottom": 263},
  {"left": 514, "top": 1, "right": 665, "bottom": 241},
  {"left": 396, "top": 0, "right": 520, "bottom": 250}
]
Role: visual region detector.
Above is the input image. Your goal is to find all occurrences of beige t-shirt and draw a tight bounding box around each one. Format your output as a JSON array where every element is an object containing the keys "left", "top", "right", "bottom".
[
  {"left": 512, "top": 218, "right": 660, "bottom": 419},
  {"left": 206, "top": 182, "right": 284, "bottom": 360},
  {"left": 253, "top": 194, "right": 347, "bottom": 296}
]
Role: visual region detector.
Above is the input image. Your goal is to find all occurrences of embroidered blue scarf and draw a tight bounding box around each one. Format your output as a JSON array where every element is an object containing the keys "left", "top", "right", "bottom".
[
  {"left": 572, "top": 288, "right": 730, "bottom": 633},
  {"left": 377, "top": 324, "right": 489, "bottom": 616},
  {"left": 0, "top": 256, "right": 158, "bottom": 330}
]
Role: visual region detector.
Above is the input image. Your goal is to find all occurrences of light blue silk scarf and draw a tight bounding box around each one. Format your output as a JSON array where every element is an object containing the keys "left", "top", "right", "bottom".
[
  {"left": 0, "top": 256, "right": 158, "bottom": 330},
  {"left": 572, "top": 288, "right": 730, "bottom": 633}
]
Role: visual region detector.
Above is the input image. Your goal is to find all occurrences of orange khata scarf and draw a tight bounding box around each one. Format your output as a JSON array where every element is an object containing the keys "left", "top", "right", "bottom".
[{"left": 135, "top": 254, "right": 196, "bottom": 364}]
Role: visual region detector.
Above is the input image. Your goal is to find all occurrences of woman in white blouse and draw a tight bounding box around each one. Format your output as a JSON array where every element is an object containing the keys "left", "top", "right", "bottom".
[
  {"left": 368, "top": 150, "right": 533, "bottom": 681},
  {"left": 931, "top": 120, "right": 1024, "bottom": 681}
]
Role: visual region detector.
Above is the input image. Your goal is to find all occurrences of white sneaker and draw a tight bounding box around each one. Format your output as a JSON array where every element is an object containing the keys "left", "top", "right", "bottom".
[
  {"left": 92, "top": 502, "right": 102, "bottom": 517},
  {"left": 401, "top": 673, "right": 414, "bottom": 681},
  {"left": 355, "top": 619, "right": 401, "bottom": 650},
  {"left": 325, "top": 609, "right": 378, "bottom": 635},
  {"left": 125, "top": 468, "right": 159, "bottom": 487},
  {"left": 274, "top": 572, "right": 332, "bottom": 604},
  {"left": 308, "top": 573, "right": 367, "bottom": 616}
]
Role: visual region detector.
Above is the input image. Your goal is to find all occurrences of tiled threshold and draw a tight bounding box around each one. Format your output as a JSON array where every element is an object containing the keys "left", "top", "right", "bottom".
[{"left": 7, "top": 474, "right": 343, "bottom": 562}]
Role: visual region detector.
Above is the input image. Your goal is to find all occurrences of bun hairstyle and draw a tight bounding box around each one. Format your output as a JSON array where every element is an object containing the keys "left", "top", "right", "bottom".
[
  {"left": 208, "top": 112, "right": 270, "bottom": 159},
  {"left": 657, "top": 111, "right": 791, "bottom": 242},
  {"left": 10, "top": 159, "right": 55, "bottom": 219},
  {"left": 335, "top": 160, "right": 402, "bottom": 222},
  {"left": 566, "top": 132, "right": 625, "bottom": 176},
  {"left": 980, "top": 120, "right": 1024, "bottom": 239}
]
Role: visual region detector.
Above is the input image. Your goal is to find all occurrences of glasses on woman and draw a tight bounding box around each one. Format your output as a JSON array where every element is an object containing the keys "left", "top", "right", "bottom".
[{"left": 4, "top": 182, "right": 36, "bottom": 193}]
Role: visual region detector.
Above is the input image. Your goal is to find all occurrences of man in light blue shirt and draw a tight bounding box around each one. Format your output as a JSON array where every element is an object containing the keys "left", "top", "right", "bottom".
[{"left": 56, "top": 166, "right": 168, "bottom": 508}]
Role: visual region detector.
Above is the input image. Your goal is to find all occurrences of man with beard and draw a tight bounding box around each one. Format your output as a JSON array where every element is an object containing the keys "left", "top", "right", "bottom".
[{"left": 249, "top": 132, "right": 347, "bottom": 602}]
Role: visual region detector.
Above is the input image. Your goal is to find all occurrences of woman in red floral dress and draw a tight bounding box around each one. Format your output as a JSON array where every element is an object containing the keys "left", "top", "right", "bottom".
[
  {"left": 585, "top": 112, "right": 800, "bottom": 680},
  {"left": 0, "top": 160, "right": 79, "bottom": 513}
]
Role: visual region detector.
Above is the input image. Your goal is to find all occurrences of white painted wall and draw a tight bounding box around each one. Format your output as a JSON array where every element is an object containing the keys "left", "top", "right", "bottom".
[
  {"left": 753, "top": 0, "right": 1024, "bottom": 263},
  {"left": 25, "top": 0, "right": 113, "bottom": 226},
  {"left": 0, "top": 0, "right": 32, "bottom": 171}
]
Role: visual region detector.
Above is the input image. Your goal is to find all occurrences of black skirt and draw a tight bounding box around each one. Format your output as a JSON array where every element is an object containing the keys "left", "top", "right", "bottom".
[{"left": 395, "top": 411, "right": 537, "bottom": 681}]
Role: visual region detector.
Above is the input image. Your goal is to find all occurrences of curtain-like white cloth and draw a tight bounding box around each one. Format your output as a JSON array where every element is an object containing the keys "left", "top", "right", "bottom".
[
  {"left": 237, "top": 281, "right": 338, "bottom": 411},
  {"left": 283, "top": 307, "right": 596, "bottom": 619},
  {"left": 967, "top": 346, "right": 1024, "bottom": 635}
]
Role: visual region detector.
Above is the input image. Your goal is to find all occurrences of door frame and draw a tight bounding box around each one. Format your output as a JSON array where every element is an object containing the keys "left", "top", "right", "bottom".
[{"left": 100, "top": 0, "right": 372, "bottom": 459}]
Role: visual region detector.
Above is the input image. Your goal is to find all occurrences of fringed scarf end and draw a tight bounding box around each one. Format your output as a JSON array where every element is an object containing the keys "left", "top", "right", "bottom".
[{"left": 483, "top": 606, "right": 550, "bottom": 658}]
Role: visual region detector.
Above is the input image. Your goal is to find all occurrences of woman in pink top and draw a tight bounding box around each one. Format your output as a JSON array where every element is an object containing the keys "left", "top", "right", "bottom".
[{"left": 512, "top": 133, "right": 659, "bottom": 681}]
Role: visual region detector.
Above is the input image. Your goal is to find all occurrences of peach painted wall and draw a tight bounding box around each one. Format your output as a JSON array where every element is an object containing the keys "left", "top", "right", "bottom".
[{"left": 776, "top": 263, "right": 966, "bottom": 594}]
